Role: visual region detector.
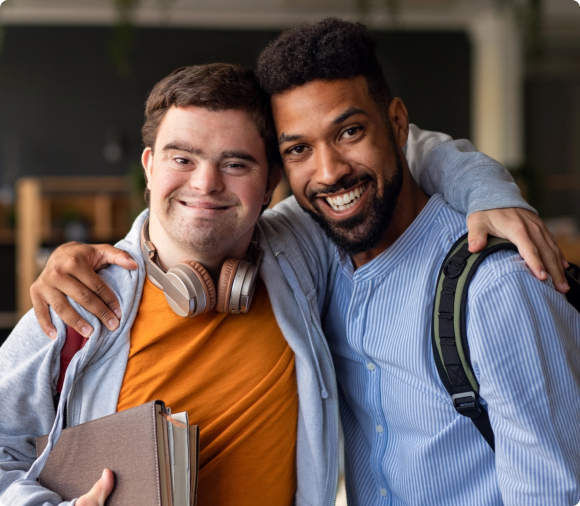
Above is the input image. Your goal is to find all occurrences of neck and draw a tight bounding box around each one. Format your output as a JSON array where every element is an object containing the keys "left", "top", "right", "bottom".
[
  {"left": 147, "top": 213, "right": 254, "bottom": 283},
  {"left": 351, "top": 165, "right": 429, "bottom": 270}
]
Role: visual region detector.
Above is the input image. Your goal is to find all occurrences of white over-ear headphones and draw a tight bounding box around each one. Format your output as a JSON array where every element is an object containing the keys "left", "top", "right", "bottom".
[{"left": 141, "top": 219, "right": 263, "bottom": 317}]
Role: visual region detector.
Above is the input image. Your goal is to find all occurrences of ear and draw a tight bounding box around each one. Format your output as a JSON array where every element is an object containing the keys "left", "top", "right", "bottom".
[
  {"left": 263, "top": 164, "right": 284, "bottom": 206},
  {"left": 387, "top": 98, "right": 410, "bottom": 149},
  {"left": 142, "top": 147, "right": 154, "bottom": 190}
]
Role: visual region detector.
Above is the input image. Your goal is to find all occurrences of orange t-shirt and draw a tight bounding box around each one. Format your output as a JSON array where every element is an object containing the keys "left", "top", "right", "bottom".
[{"left": 116, "top": 277, "right": 298, "bottom": 506}]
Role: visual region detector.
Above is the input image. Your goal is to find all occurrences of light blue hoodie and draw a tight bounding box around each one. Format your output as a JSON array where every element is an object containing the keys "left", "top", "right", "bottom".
[{"left": 0, "top": 126, "right": 532, "bottom": 506}]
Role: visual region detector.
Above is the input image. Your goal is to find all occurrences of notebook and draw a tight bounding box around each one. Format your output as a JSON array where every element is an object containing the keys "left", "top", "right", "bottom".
[{"left": 36, "top": 400, "right": 199, "bottom": 506}]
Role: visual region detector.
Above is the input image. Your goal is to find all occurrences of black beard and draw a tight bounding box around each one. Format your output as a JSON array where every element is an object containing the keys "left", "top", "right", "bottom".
[{"left": 301, "top": 151, "right": 404, "bottom": 256}]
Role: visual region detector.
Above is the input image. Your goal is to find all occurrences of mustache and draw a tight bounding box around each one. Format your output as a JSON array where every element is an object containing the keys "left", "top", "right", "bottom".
[{"left": 306, "top": 174, "right": 375, "bottom": 202}]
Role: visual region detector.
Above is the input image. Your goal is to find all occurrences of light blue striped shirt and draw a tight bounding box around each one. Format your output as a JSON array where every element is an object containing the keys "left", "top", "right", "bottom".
[{"left": 324, "top": 194, "right": 580, "bottom": 506}]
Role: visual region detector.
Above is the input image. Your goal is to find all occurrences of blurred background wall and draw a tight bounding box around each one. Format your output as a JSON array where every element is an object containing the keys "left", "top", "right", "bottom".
[{"left": 0, "top": 0, "right": 578, "bottom": 333}]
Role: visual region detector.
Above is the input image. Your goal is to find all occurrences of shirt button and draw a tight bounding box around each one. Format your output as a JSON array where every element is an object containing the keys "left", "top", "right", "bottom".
[
  {"left": 376, "top": 424, "right": 383, "bottom": 433},
  {"left": 367, "top": 362, "right": 375, "bottom": 371},
  {"left": 380, "top": 488, "right": 387, "bottom": 497}
]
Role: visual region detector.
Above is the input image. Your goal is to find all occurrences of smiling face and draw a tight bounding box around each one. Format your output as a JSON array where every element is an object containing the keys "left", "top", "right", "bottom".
[
  {"left": 272, "top": 76, "right": 410, "bottom": 257},
  {"left": 143, "top": 105, "right": 279, "bottom": 269}
]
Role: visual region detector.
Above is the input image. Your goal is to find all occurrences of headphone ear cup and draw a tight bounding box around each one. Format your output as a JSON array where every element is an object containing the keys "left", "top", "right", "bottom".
[
  {"left": 181, "top": 260, "right": 217, "bottom": 312},
  {"left": 216, "top": 258, "right": 242, "bottom": 313}
]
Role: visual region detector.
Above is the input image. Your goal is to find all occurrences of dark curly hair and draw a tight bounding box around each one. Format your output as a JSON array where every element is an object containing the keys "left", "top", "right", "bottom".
[{"left": 256, "top": 18, "right": 392, "bottom": 119}]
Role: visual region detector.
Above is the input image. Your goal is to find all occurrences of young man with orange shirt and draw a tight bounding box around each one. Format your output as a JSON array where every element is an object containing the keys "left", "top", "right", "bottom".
[{"left": 0, "top": 58, "right": 564, "bottom": 506}]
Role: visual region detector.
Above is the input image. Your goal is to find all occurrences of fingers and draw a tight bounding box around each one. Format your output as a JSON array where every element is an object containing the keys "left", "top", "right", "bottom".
[
  {"left": 509, "top": 229, "right": 548, "bottom": 281},
  {"left": 533, "top": 227, "right": 569, "bottom": 294},
  {"left": 50, "top": 271, "right": 120, "bottom": 335},
  {"left": 465, "top": 208, "right": 570, "bottom": 294},
  {"left": 499, "top": 216, "right": 561, "bottom": 286},
  {"left": 30, "top": 242, "right": 127, "bottom": 338},
  {"left": 466, "top": 212, "right": 490, "bottom": 253},
  {"left": 561, "top": 250, "right": 570, "bottom": 270},
  {"left": 97, "top": 469, "right": 115, "bottom": 498},
  {"left": 501, "top": 211, "right": 569, "bottom": 293},
  {"left": 31, "top": 277, "right": 94, "bottom": 338},
  {"left": 70, "top": 266, "right": 123, "bottom": 324},
  {"left": 30, "top": 294, "right": 57, "bottom": 340},
  {"left": 516, "top": 216, "right": 569, "bottom": 292},
  {"left": 93, "top": 244, "right": 138, "bottom": 271},
  {"left": 77, "top": 469, "right": 115, "bottom": 506}
]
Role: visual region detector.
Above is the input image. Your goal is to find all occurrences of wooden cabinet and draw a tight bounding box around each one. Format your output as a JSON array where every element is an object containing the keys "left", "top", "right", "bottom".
[{"left": 16, "top": 177, "right": 135, "bottom": 317}]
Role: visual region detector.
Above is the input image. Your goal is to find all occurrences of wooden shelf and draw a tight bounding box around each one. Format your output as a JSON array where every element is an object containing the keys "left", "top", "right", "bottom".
[
  {"left": 558, "top": 237, "right": 580, "bottom": 266},
  {"left": 16, "top": 176, "right": 135, "bottom": 317}
]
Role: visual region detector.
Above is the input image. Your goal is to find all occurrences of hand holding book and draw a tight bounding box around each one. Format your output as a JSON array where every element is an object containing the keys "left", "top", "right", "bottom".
[
  {"left": 76, "top": 469, "right": 115, "bottom": 506},
  {"left": 36, "top": 400, "right": 199, "bottom": 506}
]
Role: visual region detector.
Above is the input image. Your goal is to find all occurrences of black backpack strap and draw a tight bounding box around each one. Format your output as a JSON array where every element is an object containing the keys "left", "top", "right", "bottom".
[
  {"left": 564, "top": 263, "right": 580, "bottom": 310},
  {"left": 432, "top": 233, "right": 518, "bottom": 451}
]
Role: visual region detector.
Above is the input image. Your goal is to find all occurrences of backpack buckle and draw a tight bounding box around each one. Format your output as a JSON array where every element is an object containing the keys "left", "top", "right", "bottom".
[
  {"left": 444, "top": 257, "right": 467, "bottom": 278},
  {"left": 452, "top": 392, "right": 482, "bottom": 419}
]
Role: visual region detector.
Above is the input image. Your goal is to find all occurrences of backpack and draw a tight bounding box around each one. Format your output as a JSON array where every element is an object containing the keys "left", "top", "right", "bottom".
[{"left": 432, "top": 233, "right": 580, "bottom": 451}]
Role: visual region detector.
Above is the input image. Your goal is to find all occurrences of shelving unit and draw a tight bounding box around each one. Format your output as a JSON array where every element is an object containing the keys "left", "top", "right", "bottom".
[{"left": 16, "top": 176, "right": 135, "bottom": 317}]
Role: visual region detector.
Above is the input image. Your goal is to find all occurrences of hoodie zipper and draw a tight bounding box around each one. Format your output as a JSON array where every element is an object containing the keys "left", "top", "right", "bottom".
[
  {"left": 65, "top": 378, "right": 76, "bottom": 428},
  {"left": 311, "top": 314, "right": 341, "bottom": 506}
]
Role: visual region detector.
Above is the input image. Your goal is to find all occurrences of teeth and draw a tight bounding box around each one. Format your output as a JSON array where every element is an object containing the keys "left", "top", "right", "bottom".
[{"left": 324, "top": 185, "right": 366, "bottom": 212}]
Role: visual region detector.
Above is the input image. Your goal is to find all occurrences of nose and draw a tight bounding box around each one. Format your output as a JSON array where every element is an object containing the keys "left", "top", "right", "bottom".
[
  {"left": 188, "top": 161, "right": 224, "bottom": 194},
  {"left": 314, "top": 144, "right": 352, "bottom": 187}
]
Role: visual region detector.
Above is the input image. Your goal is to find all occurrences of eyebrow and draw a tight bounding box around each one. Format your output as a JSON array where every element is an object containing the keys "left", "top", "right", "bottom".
[
  {"left": 332, "top": 107, "right": 367, "bottom": 125},
  {"left": 162, "top": 142, "right": 204, "bottom": 155},
  {"left": 162, "top": 144, "right": 258, "bottom": 164},
  {"left": 278, "top": 107, "right": 368, "bottom": 146},
  {"left": 278, "top": 133, "right": 303, "bottom": 146},
  {"left": 220, "top": 150, "right": 258, "bottom": 164}
]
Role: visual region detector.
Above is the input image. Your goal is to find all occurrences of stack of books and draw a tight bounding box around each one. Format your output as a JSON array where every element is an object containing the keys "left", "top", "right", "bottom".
[{"left": 36, "top": 400, "right": 199, "bottom": 506}]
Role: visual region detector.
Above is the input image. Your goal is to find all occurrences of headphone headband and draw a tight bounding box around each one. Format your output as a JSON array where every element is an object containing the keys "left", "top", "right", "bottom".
[{"left": 141, "top": 218, "right": 262, "bottom": 317}]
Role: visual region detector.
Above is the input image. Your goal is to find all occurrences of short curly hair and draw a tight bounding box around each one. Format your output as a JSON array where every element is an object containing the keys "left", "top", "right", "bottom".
[{"left": 256, "top": 18, "right": 392, "bottom": 119}]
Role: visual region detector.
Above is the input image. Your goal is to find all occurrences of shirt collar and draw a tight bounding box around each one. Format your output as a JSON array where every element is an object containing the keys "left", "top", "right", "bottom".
[{"left": 334, "top": 194, "right": 447, "bottom": 282}]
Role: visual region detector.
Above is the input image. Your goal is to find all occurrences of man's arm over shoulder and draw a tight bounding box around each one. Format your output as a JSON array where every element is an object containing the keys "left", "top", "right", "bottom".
[
  {"left": 0, "top": 312, "right": 74, "bottom": 506},
  {"left": 467, "top": 253, "right": 580, "bottom": 506},
  {"left": 406, "top": 127, "right": 569, "bottom": 290},
  {"left": 405, "top": 125, "right": 534, "bottom": 217}
]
